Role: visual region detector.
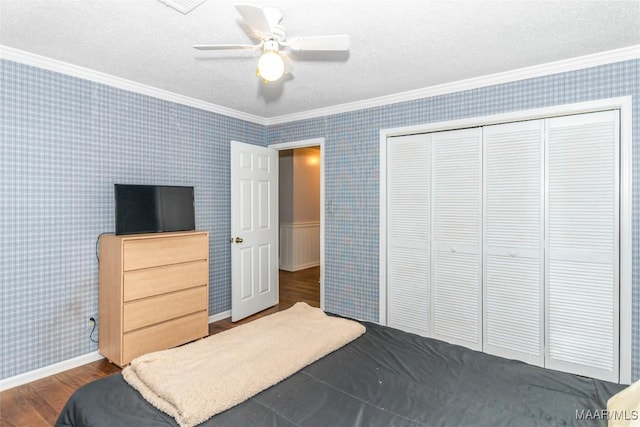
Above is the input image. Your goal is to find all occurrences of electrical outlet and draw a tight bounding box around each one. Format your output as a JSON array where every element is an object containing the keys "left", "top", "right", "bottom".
[
  {"left": 85, "top": 316, "right": 95, "bottom": 333},
  {"left": 88, "top": 313, "right": 98, "bottom": 327}
]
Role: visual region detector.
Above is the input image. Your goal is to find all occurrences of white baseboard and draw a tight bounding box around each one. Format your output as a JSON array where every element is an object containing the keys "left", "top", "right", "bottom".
[
  {"left": 0, "top": 351, "right": 103, "bottom": 392},
  {"left": 0, "top": 310, "right": 233, "bottom": 392},
  {"left": 209, "top": 310, "right": 231, "bottom": 323},
  {"left": 279, "top": 261, "right": 321, "bottom": 272}
]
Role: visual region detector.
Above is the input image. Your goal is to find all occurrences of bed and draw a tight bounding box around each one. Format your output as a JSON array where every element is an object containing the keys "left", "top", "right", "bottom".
[{"left": 56, "top": 317, "right": 624, "bottom": 426}]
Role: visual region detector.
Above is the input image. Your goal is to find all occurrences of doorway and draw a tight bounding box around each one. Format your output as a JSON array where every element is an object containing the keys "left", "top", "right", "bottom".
[{"left": 270, "top": 138, "right": 325, "bottom": 309}]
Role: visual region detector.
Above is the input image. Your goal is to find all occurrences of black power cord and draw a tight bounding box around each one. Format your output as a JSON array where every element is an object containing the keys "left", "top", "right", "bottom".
[
  {"left": 89, "top": 317, "right": 98, "bottom": 343},
  {"left": 92, "top": 232, "right": 111, "bottom": 343},
  {"left": 95, "top": 232, "right": 111, "bottom": 262}
]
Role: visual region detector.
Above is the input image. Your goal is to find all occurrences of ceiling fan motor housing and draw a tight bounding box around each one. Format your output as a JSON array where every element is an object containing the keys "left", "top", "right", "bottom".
[{"left": 264, "top": 39, "right": 279, "bottom": 53}]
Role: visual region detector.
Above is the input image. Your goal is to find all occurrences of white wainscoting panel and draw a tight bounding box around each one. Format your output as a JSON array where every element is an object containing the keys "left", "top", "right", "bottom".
[{"left": 279, "top": 222, "right": 320, "bottom": 271}]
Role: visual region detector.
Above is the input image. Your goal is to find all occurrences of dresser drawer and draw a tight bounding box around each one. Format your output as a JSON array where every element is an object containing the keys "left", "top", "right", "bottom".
[
  {"left": 123, "top": 233, "right": 208, "bottom": 271},
  {"left": 122, "top": 310, "right": 208, "bottom": 364},
  {"left": 123, "top": 285, "right": 208, "bottom": 332},
  {"left": 123, "top": 260, "right": 208, "bottom": 302}
]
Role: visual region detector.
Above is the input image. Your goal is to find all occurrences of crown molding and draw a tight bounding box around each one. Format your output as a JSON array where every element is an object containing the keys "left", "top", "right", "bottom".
[
  {"left": 2, "top": 44, "right": 638, "bottom": 127},
  {"left": 0, "top": 45, "right": 267, "bottom": 126},
  {"left": 265, "top": 44, "right": 640, "bottom": 125}
]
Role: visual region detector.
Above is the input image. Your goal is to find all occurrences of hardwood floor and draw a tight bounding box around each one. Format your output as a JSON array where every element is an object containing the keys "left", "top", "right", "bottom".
[
  {"left": 208, "top": 266, "right": 320, "bottom": 334},
  {"left": 0, "top": 267, "right": 320, "bottom": 426}
]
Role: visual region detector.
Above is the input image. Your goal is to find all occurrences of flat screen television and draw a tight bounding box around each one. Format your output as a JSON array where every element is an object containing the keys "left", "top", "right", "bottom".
[{"left": 115, "top": 184, "right": 195, "bottom": 235}]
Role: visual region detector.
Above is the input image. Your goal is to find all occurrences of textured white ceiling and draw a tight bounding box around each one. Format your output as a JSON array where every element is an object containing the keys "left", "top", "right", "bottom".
[{"left": 1, "top": 0, "right": 639, "bottom": 118}]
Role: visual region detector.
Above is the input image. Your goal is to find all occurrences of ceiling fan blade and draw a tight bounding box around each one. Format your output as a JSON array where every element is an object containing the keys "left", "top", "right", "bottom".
[
  {"left": 262, "top": 7, "right": 283, "bottom": 28},
  {"left": 235, "top": 4, "right": 272, "bottom": 36},
  {"left": 193, "top": 43, "right": 261, "bottom": 50},
  {"left": 284, "top": 35, "right": 350, "bottom": 51}
]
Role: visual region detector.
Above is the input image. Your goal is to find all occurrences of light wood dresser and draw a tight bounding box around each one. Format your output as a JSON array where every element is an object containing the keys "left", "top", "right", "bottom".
[{"left": 98, "top": 231, "right": 209, "bottom": 366}]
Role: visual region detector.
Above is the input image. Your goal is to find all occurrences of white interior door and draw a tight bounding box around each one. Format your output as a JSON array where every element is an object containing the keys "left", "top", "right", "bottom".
[
  {"left": 231, "top": 141, "right": 279, "bottom": 322},
  {"left": 386, "top": 133, "right": 431, "bottom": 336},
  {"left": 430, "top": 128, "right": 483, "bottom": 351},
  {"left": 545, "top": 111, "right": 619, "bottom": 382},
  {"left": 382, "top": 100, "right": 630, "bottom": 383},
  {"left": 483, "top": 120, "right": 544, "bottom": 366}
]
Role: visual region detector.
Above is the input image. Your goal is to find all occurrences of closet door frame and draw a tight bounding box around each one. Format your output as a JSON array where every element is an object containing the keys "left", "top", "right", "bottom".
[{"left": 379, "top": 96, "right": 632, "bottom": 384}]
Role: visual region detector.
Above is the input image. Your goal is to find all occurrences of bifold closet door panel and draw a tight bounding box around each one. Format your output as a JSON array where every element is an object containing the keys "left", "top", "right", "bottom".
[
  {"left": 483, "top": 120, "right": 544, "bottom": 366},
  {"left": 386, "top": 134, "right": 431, "bottom": 336},
  {"left": 545, "top": 110, "right": 619, "bottom": 382},
  {"left": 431, "top": 128, "right": 482, "bottom": 350}
]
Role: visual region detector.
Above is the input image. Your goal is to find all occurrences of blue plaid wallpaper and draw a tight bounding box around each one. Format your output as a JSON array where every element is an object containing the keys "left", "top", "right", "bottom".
[
  {"left": 0, "top": 59, "right": 265, "bottom": 379},
  {"left": 268, "top": 59, "right": 640, "bottom": 380},
  {"left": 1, "top": 57, "right": 639, "bottom": 382}
]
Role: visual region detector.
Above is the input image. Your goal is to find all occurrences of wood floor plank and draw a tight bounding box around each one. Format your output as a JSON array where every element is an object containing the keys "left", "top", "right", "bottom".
[
  {"left": 0, "top": 387, "right": 50, "bottom": 427},
  {"left": 28, "top": 379, "right": 75, "bottom": 420},
  {"left": 18, "top": 383, "right": 60, "bottom": 425},
  {"left": 0, "top": 267, "right": 320, "bottom": 426}
]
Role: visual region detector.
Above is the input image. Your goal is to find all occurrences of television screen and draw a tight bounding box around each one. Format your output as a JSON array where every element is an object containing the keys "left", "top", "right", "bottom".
[{"left": 115, "top": 184, "right": 195, "bottom": 235}]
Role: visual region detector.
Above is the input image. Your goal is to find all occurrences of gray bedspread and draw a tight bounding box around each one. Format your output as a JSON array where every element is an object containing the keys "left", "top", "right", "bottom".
[{"left": 56, "top": 320, "right": 624, "bottom": 426}]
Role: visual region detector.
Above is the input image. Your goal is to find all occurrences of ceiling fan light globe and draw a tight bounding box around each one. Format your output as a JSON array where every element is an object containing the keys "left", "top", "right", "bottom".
[{"left": 257, "top": 51, "right": 285, "bottom": 82}]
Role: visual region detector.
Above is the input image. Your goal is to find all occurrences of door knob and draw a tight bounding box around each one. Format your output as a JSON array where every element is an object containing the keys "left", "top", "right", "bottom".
[{"left": 234, "top": 237, "right": 243, "bottom": 243}]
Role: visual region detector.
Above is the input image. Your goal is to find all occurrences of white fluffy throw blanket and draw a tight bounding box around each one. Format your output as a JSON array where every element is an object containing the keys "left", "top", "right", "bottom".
[
  {"left": 122, "top": 302, "right": 366, "bottom": 427},
  {"left": 608, "top": 379, "right": 640, "bottom": 427}
]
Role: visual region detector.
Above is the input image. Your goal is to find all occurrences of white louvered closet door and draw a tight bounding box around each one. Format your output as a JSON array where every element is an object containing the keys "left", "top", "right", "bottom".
[
  {"left": 545, "top": 111, "right": 619, "bottom": 382},
  {"left": 483, "top": 120, "right": 544, "bottom": 366},
  {"left": 431, "top": 128, "right": 483, "bottom": 350},
  {"left": 386, "top": 134, "right": 431, "bottom": 336}
]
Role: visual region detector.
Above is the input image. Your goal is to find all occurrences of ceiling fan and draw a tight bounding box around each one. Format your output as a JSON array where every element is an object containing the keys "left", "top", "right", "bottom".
[{"left": 193, "top": 4, "right": 350, "bottom": 82}]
